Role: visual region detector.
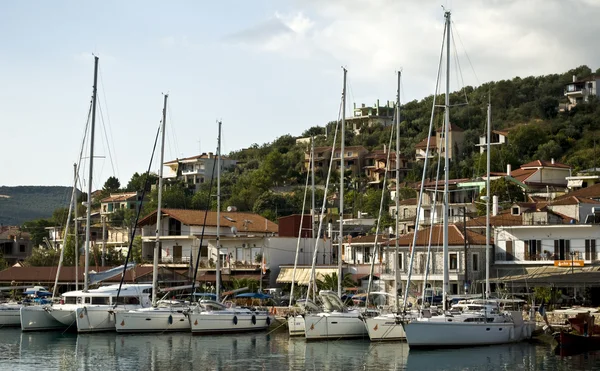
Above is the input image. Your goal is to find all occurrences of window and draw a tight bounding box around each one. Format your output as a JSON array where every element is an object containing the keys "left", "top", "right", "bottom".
[
  {"left": 19, "top": 244, "right": 25, "bottom": 253},
  {"left": 586, "top": 239, "right": 596, "bottom": 261},
  {"left": 364, "top": 247, "right": 371, "bottom": 264},
  {"left": 92, "top": 297, "right": 110, "bottom": 305},
  {"left": 397, "top": 252, "right": 403, "bottom": 270},
  {"left": 525, "top": 240, "right": 542, "bottom": 260},
  {"left": 554, "top": 239, "right": 570, "bottom": 260},
  {"left": 450, "top": 253, "right": 458, "bottom": 270},
  {"left": 511, "top": 207, "right": 519, "bottom": 216},
  {"left": 168, "top": 218, "right": 182, "bottom": 236},
  {"left": 505, "top": 241, "right": 513, "bottom": 261},
  {"left": 472, "top": 253, "right": 479, "bottom": 271}
]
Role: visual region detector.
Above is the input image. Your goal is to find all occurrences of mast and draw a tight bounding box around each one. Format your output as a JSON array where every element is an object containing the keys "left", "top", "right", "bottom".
[
  {"left": 216, "top": 121, "right": 222, "bottom": 301},
  {"left": 311, "top": 137, "right": 316, "bottom": 239},
  {"left": 485, "top": 102, "right": 491, "bottom": 299},
  {"left": 442, "top": 11, "right": 451, "bottom": 310},
  {"left": 84, "top": 56, "right": 99, "bottom": 292},
  {"left": 74, "top": 163, "right": 79, "bottom": 291},
  {"left": 394, "top": 70, "right": 401, "bottom": 313},
  {"left": 52, "top": 167, "right": 78, "bottom": 299},
  {"left": 152, "top": 93, "right": 168, "bottom": 306},
  {"left": 338, "top": 67, "right": 346, "bottom": 298}
]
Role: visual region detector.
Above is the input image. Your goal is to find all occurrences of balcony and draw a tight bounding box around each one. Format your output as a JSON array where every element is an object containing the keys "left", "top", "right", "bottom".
[{"left": 495, "top": 251, "right": 599, "bottom": 264}]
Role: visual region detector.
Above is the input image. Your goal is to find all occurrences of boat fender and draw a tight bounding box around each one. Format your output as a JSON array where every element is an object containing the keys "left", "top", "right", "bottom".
[
  {"left": 251, "top": 315, "right": 257, "bottom": 325},
  {"left": 168, "top": 315, "right": 173, "bottom": 325},
  {"left": 266, "top": 317, "right": 271, "bottom": 326},
  {"left": 233, "top": 316, "right": 238, "bottom": 325}
]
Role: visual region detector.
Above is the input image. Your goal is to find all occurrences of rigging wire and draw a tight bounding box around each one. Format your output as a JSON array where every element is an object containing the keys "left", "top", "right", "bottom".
[
  {"left": 98, "top": 66, "right": 120, "bottom": 179},
  {"left": 114, "top": 123, "right": 162, "bottom": 306}
]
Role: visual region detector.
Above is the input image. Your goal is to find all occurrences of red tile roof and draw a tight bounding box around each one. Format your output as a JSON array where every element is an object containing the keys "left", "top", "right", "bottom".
[
  {"left": 393, "top": 225, "right": 488, "bottom": 247},
  {"left": 138, "top": 208, "right": 278, "bottom": 234},
  {"left": 100, "top": 192, "right": 139, "bottom": 203},
  {"left": 520, "top": 160, "right": 571, "bottom": 169},
  {"left": 0, "top": 266, "right": 154, "bottom": 284},
  {"left": 550, "top": 196, "right": 600, "bottom": 206},
  {"left": 415, "top": 137, "right": 437, "bottom": 149},
  {"left": 557, "top": 183, "right": 600, "bottom": 200}
]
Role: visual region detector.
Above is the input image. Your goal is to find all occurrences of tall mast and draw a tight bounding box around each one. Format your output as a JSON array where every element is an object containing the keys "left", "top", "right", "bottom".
[
  {"left": 311, "top": 137, "right": 316, "bottom": 239},
  {"left": 84, "top": 56, "right": 99, "bottom": 292},
  {"left": 74, "top": 163, "right": 79, "bottom": 291},
  {"left": 394, "top": 70, "right": 401, "bottom": 313},
  {"left": 485, "top": 102, "right": 491, "bottom": 299},
  {"left": 216, "top": 121, "right": 222, "bottom": 301},
  {"left": 152, "top": 94, "right": 168, "bottom": 306},
  {"left": 442, "top": 11, "right": 451, "bottom": 310},
  {"left": 338, "top": 67, "right": 347, "bottom": 298}
]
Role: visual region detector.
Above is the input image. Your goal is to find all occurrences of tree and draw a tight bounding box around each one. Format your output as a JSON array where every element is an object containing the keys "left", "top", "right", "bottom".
[
  {"left": 126, "top": 172, "right": 158, "bottom": 192},
  {"left": 21, "top": 219, "right": 54, "bottom": 247},
  {"left": 302, "top": 126, "right": 326, "bottom": 137},
  {"left": 0, "top": 253, "right": 7, "bottom": 271},
  {"left": 477, "top": 178, "right": 525, "bottom": 215},
  {"left": 316, "top": 273, "right": 356, "bottom": 291},
  {"left": 132, "top": 236, "right": 144, "bottom": 264},
  {"left": 103, "top": 176, "right": 121, "bottom": 193},
  {"left": 23, "top": 247, "right": 60, "bottom": 266},
  {"left": 534, "top": 140, "right": 563, "bottom": 161}
]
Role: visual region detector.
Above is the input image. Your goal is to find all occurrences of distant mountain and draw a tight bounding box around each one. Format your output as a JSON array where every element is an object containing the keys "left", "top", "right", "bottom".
[{"left": 0, "top": 186, "right": 76, "bottom": 226}]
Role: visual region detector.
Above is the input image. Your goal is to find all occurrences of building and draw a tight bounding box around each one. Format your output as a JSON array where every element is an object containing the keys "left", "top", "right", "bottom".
[
  {"left": 415, "top": 123, "right": 465, "bottom": 161},
  {"left": 0, "top": 226, "right": 32, "bottom": 265},
  {"left": 563, "top": 75, "right": 600, "bottom": 111},
  {"left": 346, "top": 100, "right": 395, "bottom": 134},
  {"left": 163, "top": 153, "right": 237, "bottom": 191},
  {"left": 566, "top": 168, "right": 600, "bottom": 191},
  {"left": 508, "top": 159, "right": 572, "bottom": 198},
  {"left": 137, "top": 208, "right": 278, "bottom": 266},
  {"left": 476, "top": 130, "right": 509, "bottom": 154},
  {"left": 384, "top": 224, "right": 487, "bottom": 296},
  {"left": 100, "top": 192, "right": 142, "bottom": 215},
  {"left": 363, "top": 146, "right": 410, "bottom": 188},
  {"left": 332, "top": 146, "right": 369, "bottom": 177}
]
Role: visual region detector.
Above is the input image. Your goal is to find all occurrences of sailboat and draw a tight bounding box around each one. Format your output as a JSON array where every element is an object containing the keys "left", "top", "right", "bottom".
[
  {"left": 303, "top": 68, "right": 368, "bottom": 341},
  {"left": 401, "top": 11, "right": 531, "bottom": 348},
  {"left": 364, "top": 71, "right": 411, "bottom": 341},
  {"left": 42, "top": 56, "right": 153, "bottom": 333},
  {"left": 114, "top": 95, "right": 189, "bottom": 333},
  {"left": 187, "top": 121, "right": 270, "bottom": 334}
]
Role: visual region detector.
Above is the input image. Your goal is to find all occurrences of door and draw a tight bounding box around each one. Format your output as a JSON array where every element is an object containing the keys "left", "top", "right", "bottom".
[{"left": 173, "top": 245, "right": 182, "bottom": 262}]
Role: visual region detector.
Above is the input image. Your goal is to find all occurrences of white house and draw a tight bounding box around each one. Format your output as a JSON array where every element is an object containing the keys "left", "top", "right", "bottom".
[{"left": 137, "top": 208, "right": 278, "bottom": 266}]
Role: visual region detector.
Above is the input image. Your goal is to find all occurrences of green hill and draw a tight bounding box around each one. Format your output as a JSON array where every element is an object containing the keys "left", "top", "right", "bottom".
[{"left": 0, "top": 186, "right": 76, "bottom": 226}]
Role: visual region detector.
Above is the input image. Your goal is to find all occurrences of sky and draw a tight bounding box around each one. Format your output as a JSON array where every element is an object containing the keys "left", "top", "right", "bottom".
[{"left": 2, "top": 0, "right": 600, "bottom": 188}]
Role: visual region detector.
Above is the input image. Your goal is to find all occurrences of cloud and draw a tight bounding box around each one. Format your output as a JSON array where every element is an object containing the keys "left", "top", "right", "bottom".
[{"left": 223, "top": 0, "right": 600, "bottom": 99}]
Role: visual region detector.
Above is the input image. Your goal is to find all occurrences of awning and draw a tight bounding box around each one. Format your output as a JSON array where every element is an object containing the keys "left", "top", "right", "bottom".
[
  {"left": 488, "top": 266, "right": 600, "bottom": 285},
  {"left": 567, "top": 179, "right": 583, "bottom": 188},
  {"left": 276, "top": 268, "right": 338, "bottom": 285}
]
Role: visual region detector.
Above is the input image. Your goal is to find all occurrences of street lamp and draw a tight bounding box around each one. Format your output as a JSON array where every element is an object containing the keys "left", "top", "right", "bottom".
[{"left": 570, "top": 251, "right": 576, "bottom": 274}]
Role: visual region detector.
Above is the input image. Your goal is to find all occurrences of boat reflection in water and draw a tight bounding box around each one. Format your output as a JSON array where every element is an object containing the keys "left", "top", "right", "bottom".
[{"left": 406, "top": 343, "right": 539, "bottom": 371}]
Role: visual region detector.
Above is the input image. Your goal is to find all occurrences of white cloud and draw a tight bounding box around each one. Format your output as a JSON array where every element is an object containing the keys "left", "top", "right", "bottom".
[{"left": 224, "top": 0, "right": 600, "bottom": 99}]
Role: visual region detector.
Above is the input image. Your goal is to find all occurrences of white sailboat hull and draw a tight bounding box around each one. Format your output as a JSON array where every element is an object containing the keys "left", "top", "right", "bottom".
[
  {"left": 304, "top": 312, "right": 367, "bottom": 340},
  {"left": 287, "top": 315, "right": 305, "bottom": 336},
  {"left": 403, "top": 320, "right": 520, "bottom": 348},
  {"left": 364, "top": 314, "right": 406, "bottom": 341},
  {"left": 115, "top": 308, "right": 189, "bottom": 333},
  {"left": 189, "top": 310, "right": 270, "bottom": 334},
  {"left": 20, "top": 306, "right": 66, "bottom": 331},
  {"left": 0, "top": 304, "right": 21, "bottom": 327}
]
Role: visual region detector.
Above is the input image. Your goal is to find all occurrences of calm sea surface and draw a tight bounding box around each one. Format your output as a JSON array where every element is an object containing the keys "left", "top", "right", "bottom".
[{"left": 1, "top": 327, "right": 600, "bottom": 371}]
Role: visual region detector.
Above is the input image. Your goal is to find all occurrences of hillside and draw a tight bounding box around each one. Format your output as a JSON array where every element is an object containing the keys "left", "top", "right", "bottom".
[{"left": 0, "top": 186, "right": 76, "bottom": 226}]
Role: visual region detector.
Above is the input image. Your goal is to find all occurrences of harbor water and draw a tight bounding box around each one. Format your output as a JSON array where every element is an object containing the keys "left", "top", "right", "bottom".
[{"left": 1, "top": 328, "right": 600, "bottom": 370}]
